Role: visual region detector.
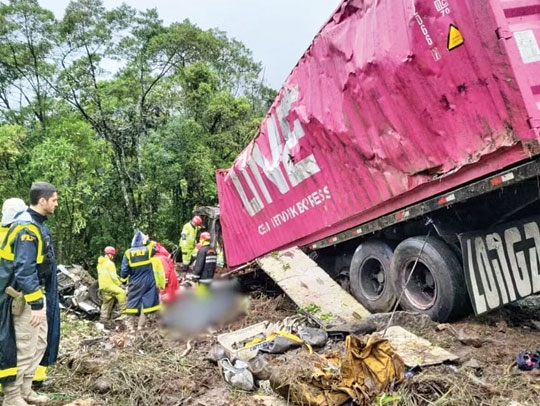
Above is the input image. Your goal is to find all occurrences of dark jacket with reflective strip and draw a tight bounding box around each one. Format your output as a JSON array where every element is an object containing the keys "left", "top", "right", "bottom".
[
  {"left": 120, "top": 243, "right": 160, "bottom": 314},
  {"left": 192, "top": 242, "right": 217, "bottom": 281},
  {"left": 0, "top": 209, "right": 61, "bottom": 384}
]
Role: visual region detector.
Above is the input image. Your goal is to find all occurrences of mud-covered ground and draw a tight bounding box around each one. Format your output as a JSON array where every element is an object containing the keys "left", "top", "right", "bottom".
[{"left": 14, "top": 280, "right": 540, "bottom": 406}]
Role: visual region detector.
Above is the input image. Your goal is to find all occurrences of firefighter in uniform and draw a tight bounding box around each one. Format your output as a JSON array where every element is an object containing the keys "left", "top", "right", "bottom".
[
  {"left": 0, "top": 182, "right": 61, "bottom": 406},
  {"left": 191, "top": 232, "right": 217, "bottom": 285},
  {"left": 97, "top": 246, "right": 126, "bottom": 325},
  {"left": 179, "top": 215, "right": 202, "bottom": 271},
  {"left": 120, "top": 231, "right": 160, "bottom": 331}
]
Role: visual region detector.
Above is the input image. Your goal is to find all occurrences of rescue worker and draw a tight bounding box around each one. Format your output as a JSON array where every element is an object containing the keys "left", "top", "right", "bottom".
[
  {"left": 179, "top": 215, "right": 202, "bottom": 272},
  {"left": 191, "top": 232, "right": 217, "bottom": 285},
  {"left": 154, "top": 242, "right": 179, "bottom": 304},
  {"left": 97, "top": 246, "right": 126, "bottom": 325},
  {"left": 120, "top": 231, "right": 160, "bottom": 331},
  {"left": 0, "top": 182, "right": 61, "bottom": 406},
  {"left": 0, "top": 199, "right": 27, "bottom": 243},
  {"left": 0, "top": 199, "right": 48, "bottom": 391}
]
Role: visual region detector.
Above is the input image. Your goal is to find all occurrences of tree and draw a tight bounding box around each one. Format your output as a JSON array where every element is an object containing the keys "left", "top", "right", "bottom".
[
  {"left": 0, "top": 0, "right": 276, "bottom": 266},
  {"left": 0, "top": 0, "right": 57, "bottom": 128}
]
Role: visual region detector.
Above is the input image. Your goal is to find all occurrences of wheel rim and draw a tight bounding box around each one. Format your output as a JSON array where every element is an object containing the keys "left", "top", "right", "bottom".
[
  {"left": 359, "top": 258, "right": 386, "bottom": 301},
  {"left": 401, "top": 260, "right": 436, "bottom": 310}
]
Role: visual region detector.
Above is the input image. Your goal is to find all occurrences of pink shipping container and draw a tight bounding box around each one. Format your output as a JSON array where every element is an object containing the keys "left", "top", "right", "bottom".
[{"left": 217, "top": 0, "right": 540, "bottom": 270}]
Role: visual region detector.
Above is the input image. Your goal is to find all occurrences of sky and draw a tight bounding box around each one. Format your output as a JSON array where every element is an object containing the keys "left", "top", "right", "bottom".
[{"left": 39, "top": 0, "right": 343, "bottom": 90}]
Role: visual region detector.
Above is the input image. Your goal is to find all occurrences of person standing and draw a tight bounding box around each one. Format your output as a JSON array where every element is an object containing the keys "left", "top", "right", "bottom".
[
  {"left": 154, "top": 242, "right": 179, "bottom": 304},
  {"left": 179, "top": 215, "right": 202, "bottom": 272},
  {"left": 120, "top": 231, "right": 160, "bottom": 331},
  {"left": 97, "top": 246, "right": 126, "bottom": 325},
  {"left": 191, "top": 232, "right": 217, "bottom": 285},
  {"left": 0, "top": 182, "right": 61, "bottom": 405},
  {"left": 0, "top": 199, "right": 27, "bottom": 243},
  {"left": 0, "top": 199, "right": 49, "bottom": 391}
]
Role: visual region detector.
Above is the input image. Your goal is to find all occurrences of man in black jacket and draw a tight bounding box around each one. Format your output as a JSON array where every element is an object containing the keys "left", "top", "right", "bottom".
[{"left": 191, "top": 232, "right": 216, "bottom": 285}]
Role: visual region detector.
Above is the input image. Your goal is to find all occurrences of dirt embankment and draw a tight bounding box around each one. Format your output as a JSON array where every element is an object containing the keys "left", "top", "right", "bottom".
[{"left": 34, "top": 293, "right": 540, "bottom": 406}]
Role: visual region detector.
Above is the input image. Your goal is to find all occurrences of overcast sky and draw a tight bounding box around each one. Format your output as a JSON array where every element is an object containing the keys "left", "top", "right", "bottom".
[{"left": 39, "top": 0, "right": 342, "bottom": 89}]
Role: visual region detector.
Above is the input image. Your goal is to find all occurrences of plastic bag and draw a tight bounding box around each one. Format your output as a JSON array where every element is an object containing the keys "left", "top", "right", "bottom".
[
  {"left": 219, "top": 358, "right": 255, "bottom": 391},
  {"left": 297, "top": 326, "right": 328, "bottom": 347}
]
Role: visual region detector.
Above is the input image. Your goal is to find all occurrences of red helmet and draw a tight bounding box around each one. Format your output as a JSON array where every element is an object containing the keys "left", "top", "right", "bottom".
[
  {"left": 200, "top": 232, "right": 211, "bottom": 241},
  {"left": 192, "top": 215, "right": 203, "bottom": 226},
  {"left": 104, "top": 246, "right": 116, "bottom": 256}
]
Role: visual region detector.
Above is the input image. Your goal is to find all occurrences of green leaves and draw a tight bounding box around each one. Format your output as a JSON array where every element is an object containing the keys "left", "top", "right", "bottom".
[{"left": 0, "top": 0, "right": 274, "bottom": 267}]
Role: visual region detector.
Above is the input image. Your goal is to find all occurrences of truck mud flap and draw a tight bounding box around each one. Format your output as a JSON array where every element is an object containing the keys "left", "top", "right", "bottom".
[
  {"left": 257, "top": 247, "right": 370, "bottom": 329},
  {"left": 459, "top": 214, "right": 540, "bottom": 315}
]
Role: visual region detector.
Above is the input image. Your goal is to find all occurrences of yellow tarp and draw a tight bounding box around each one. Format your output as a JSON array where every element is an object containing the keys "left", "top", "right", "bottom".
[{"left": 272, "top": 335, "right": 405, "bottom": 406}]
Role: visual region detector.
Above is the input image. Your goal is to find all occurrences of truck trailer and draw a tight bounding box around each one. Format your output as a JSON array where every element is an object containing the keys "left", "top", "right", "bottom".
[{"left": 216, "top": 0, "right": 540, "bottom": 322}]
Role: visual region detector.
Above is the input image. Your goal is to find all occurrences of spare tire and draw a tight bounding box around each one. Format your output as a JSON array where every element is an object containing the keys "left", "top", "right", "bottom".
[
  {"left": 349, "top": 240, "right": 396, "bottom": 313},
  {"left": 390, "top": 236, "right": 470, "bottom": 322},
  {"left": 88, "top": 281, "right": 103, "bottom": 306}
]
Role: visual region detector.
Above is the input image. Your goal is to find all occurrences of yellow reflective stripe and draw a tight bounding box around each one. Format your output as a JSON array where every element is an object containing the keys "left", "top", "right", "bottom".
[
  {"left": 127, "top": 259, "right": 152, "bottom": 267},
  {"left": 24, "top": 289, "right": 43, "bottom": 302},
  {"left": 33, "top": 366, "right": 47, "bottom": 382},
  {"left": 2, "top": 224, "right": 44, "bottom": 264},
  {"left": 0, "top": 249, "right": 14, "bottom": 261},
  {"left": 123, "top": 308, "right": 139, "bottom": 314},
  {"left": 143, "top": 304, "right": 161, "bottom": 313},
  {"left": 119, "top": 277, "right": 128, "bottom": 283},
  {"left": 0, "top": 367, "right": 17, "bottom": 378}
]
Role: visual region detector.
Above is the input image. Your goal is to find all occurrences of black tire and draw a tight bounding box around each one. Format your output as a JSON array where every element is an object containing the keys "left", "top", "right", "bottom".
[
  {"left": 88, "top": 281, "right": 103, "bottom": 306},
  {"left": 390, "top": 236, "right": 471, "bottom": 322},
  {"left": 349, "top": 240, "right": 397, "bottom": 313}
]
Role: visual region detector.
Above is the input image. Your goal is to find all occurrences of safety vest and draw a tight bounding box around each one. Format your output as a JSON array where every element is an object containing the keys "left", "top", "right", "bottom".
[
  {"left": 124, "top": 242, "right": 164, "bottom": 288},
  {"left": 0, "top": 223, "right": 44, "bottom": 264},
  {"left": 0, "top": 222, "right": 45, "bottom": 303},
  {"left": 125, "top": 242, "right": 155, "bottom": 267},
  {"left": 0, "top": 227, "right": 8, "bottom": 246}
]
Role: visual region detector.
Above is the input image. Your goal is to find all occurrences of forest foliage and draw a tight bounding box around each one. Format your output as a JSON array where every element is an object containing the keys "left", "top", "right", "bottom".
[{"left": 0, "top": 0, "right": 276, "bottom": 267}]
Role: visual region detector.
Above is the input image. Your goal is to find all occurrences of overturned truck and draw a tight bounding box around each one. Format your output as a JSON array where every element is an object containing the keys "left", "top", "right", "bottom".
[{"left": 216, "top": 0, "right": 540, "bottom": 322}]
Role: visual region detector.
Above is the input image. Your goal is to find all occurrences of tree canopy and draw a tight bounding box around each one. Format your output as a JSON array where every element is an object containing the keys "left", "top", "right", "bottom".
[{"left": 0, "top": 0, "right": 277, "bottom": 267}]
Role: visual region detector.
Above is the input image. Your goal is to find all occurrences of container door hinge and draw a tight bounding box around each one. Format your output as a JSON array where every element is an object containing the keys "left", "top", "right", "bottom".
[{"left": 496, "top": 28, "right": 513, "bottom": 40}]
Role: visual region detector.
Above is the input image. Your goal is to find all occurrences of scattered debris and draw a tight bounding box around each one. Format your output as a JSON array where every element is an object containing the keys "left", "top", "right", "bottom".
[
  {"left": 437, "top": 323, "right": 485, "bottom": 347},
  {"left": 269, "top": 335, "right": 404, "bottom": 405},
  {"left": 376, "top": 326, "right": 459, "bottom": 367},
  {"left": 35, "top": 290, "right": 540, "bottom": 405},
  {"left": 91, "top": 376, "right": 112, "bottom": 394},
  {"left": 462, "top": 358, "right": 482, "bottom": 370},
  {"left": 257, "top": 247, "right": 370, "bottom": 329},
  {"left": 496, "top": 320, "right": 508, "bottom": 333},
  {"left": 218, "top": 358, "right": 255, "bottom": 391}
]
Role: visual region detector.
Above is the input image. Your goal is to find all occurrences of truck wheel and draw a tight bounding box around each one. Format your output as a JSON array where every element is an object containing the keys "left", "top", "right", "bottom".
[
  {"left": 390, "top": 236, "right": 470, "bottom": 322},
  {"left": 349, "top": 240, "right": 396, "bottom": 313}
]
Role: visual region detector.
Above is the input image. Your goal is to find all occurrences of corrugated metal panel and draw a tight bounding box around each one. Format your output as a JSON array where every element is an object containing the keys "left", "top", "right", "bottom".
[
  {"left": 217, "top": 0, "right": 540, "bottom": 267},
  {"left": 490, "top": 0, "right": 540, "bottom": 128}
]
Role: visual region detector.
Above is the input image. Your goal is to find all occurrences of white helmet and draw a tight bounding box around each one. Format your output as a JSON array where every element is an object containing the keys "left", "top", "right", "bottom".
[{"left": 1, "top": 198, "right": 27, "bottom": 227}]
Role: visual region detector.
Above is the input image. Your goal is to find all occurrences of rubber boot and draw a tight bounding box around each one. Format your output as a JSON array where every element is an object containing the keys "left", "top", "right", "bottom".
[
  {"left": 2, "top": 383, "right": 29, "bottom": 406},
  {"left": 21, "top": 378, "right": 48, "bottom": 404}
]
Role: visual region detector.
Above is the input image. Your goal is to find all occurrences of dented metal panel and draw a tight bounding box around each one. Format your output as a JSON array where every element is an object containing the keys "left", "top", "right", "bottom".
[{"left": 217, "top": 0, "right": 540, "bottom": 267}]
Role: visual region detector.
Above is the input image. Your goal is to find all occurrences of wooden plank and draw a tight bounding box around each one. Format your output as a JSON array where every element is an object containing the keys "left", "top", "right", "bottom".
[
  {"left": 377, "top": 326, "right": 459, "bottom": 367},
  {"left": 257, "top": 247, "right": 370, "bottom": 329}
]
